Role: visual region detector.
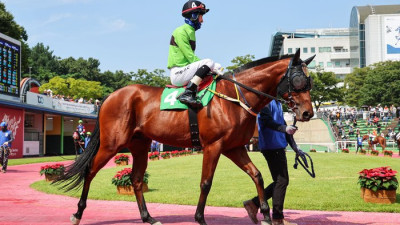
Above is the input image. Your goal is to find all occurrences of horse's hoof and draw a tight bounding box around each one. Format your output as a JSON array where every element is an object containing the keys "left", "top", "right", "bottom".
[
  {"left": 151, "top": 222, "right": 163, "bottom": 225},
  {"left": 70, "top": 215, "right": 81, "bottom": 225},
  {"left": 261, "top": 221, "right": 272, "bottom": 225}
]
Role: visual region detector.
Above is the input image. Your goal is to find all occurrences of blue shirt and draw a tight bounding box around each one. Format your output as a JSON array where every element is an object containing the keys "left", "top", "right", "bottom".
[
  {"left": 0, "top": 130, "right": 13, "bottom": 148},
  {"left": 257, "top": 100, "right": 287, "bottom": 151},
  {"left": 357, "top": 136, "right": 363, "bottom": 145},
  {"left": 85, "top": 136, "right": 91, "bottom": 148}
]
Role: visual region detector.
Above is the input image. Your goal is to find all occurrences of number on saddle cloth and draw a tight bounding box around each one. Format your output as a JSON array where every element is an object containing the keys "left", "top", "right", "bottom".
[{"left": 160, "top": 77, "right": 217, "bottom": 110}]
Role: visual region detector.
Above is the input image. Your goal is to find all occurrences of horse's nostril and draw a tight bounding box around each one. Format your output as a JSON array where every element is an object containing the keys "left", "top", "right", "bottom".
[{"left": 303, "top": 111, "right": 310, "bottom": 120}]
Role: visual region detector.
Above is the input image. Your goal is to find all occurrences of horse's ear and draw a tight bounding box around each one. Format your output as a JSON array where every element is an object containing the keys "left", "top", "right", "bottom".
[
  {"left": 303, "top": 55, "right": 316, "bottom": 66},
  {"left": 292, "top": 48, "right": 301, "bottom": 65}
]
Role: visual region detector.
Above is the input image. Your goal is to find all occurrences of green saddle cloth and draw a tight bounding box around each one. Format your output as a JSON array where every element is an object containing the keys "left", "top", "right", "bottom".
[{"left": 160, "top": 80, "right": 216, "bottom": 110}]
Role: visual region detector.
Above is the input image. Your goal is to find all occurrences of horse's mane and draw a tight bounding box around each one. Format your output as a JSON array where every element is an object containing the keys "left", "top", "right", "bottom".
[{"left": 232, "top": 54, "right": 294, "bottom": 74}]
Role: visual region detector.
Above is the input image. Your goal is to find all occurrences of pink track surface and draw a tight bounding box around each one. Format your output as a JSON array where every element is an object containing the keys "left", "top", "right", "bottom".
[{"left": 0, "top": 158, "right": 399, "bottom": 225}]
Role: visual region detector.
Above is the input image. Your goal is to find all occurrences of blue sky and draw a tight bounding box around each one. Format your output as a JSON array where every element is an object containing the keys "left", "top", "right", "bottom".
[{"left": 2, "top": 0, "right": 400, "bottom": 73}]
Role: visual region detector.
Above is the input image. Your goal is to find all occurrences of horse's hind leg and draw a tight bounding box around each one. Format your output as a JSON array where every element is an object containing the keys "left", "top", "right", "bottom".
[
  {"left": 71, "top": 145, "right": 118, "bottom": 225},
  {"left": 223, "top": 146, "right": 271, "bottom": 225},
  {"left": 129, "top": 138, "right": 161, "bottom": 225}
]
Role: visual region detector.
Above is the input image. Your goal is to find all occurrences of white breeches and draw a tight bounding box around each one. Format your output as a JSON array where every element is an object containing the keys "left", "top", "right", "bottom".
[{"left": 170, "top": 59, "right": 215, "bottom": 86}]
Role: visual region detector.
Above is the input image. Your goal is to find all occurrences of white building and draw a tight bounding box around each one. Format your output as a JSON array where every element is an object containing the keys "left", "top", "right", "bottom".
[
  {"left": 269, "top": 4, "right": 400, "bottom": 80},
  {"left": 271, "top": 28, "right": 351, "bottom": 80}
]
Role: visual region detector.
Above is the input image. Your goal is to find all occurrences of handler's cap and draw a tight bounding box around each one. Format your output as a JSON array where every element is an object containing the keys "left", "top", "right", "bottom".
[
  {"left": 79, "top": 120, "right": 83, "bottom": 123},
  {"left": 0, "top": 122, "right": 7, "bottom": 127},
  {"left": 86, "top": 132, "right": 91, "bottom": 135}
]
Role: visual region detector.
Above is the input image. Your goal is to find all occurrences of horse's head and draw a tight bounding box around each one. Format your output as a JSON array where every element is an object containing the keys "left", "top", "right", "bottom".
[{"left": 277, "top": 49, "right": 315, "bottom": 121}]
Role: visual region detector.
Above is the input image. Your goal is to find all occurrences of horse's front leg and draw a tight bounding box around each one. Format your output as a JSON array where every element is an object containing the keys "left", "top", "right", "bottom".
[
  {"left": 130, "top": 139, "right": 161, "bottom": 225},
  {"left": 195, "top": 143, "right": 222, "bottom": 225},
  {"left": 223, "top": 146, "right": 271, "bottom": 225}
]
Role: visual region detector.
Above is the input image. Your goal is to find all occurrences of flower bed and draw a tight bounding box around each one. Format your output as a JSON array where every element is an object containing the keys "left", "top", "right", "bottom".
[
  {"left": 171, "top": 150, "right": 180, "bottom": 157},
  {"left": 111, "top": 168, "right": 149, "bottom": 195},
  {"left": 148, "top": 151, "right": 159, "bottom": 160},
  {"left": 310, "top": 149, "right": 316, "bottom": 152},
  {"left": 358, "top": 166, "right": 398, "bottom": 204},
  {"left": 383, "top": 150, "right": 393, "bottom": 157},
  {"left": 371, "top": 149, "right": 379, "bottom": 156},
  {"left": 160, "top": 152, "right": 171, "bottom": 159},
  {"left": 114, "top": 154, "right": 129, "bottom": 166},
  {"left": 359, "top": 149, "right": 367, "bottom": 155},
  {"left": 341, "top": 148, "right": 349, "bottom": 153},
  {"left": 40, "top": 163, "right": 65, "bottom": 182}
]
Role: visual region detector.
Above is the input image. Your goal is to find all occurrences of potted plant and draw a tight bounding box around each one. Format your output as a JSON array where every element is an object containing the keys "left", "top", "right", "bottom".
[
  {"left": 310, "top": 149, "right": 316, "bottom": 153},
  {"left": 40, "top": 163, "right": 65, "bottom": 182},
  {"left": 358, "top": 166, "right": 398, "bottom": 204},
  {"left": 148, "top": 151, "right": 159, "bottom": 161},
  {"left": 371, "top": 149, "right": 379, "bottom": 156},
  {"left": 111, "top": 168, "right": 149, "bottom": 195},
  {"left": 341, "top": 148, "right": 349, "bottom": 153},
  {"left": 114, "top": 154, "right": 130, "bottom": 166},
  {"left": 359, "top": 149, "right": 367, "bottom": 155},
  {"left": 160, "top": 152, "right": 171, "bottom": 159},
  {"left": 383, "top": 150, "right": 393, "bottom": 157}
]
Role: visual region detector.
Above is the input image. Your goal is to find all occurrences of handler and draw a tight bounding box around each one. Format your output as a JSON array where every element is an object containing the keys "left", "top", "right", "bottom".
[{"left": 243, "top": 100, "right": 297, "bottom": 225}]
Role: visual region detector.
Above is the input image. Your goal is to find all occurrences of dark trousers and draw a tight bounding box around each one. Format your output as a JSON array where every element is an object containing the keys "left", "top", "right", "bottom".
[
  {"left": 0, "top": 146, "right": 10, "bottom": 171},
  {"left": 356, "top": 144, "right": 362, "bottom": 153},
  {"left": 251, "top": 148, "right": 289, "bottom": 219}
]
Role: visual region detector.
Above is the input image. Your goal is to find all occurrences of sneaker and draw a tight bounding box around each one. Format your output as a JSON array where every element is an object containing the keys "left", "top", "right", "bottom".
[
  {"left": 243, "top": 200, "right": 258, "bottom": 224},
  {"left": 272, "top": 219, "right": 297, "bottom": 225}
]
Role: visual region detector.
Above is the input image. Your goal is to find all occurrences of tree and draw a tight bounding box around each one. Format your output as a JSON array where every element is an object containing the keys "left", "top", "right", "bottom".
[
  {"left": 58, "top": 57, "right": 101, "bottom": 82},
  {"left": 310, "top": 71, "right": 343, "bottom": 111},
  {"left": 359, "top": 61, "right": 400, "bottom": 107},
  {"left": 131, "top": 69, "right": 170, "bottom": 87},
  {"left": 40, "top": 76, "right": 103, "bottom": 100},
  {"left": 226, "top": 54, "right": 255, "bottom": 71},
  {"left": 0, "top": 2, "right": 30, "bottom": 73},
  {"left": 27, "top": 43, "right": 60, "bottom": 82},
  {"left": 343, "top": 67, "right": 369, "bottom": 106}
]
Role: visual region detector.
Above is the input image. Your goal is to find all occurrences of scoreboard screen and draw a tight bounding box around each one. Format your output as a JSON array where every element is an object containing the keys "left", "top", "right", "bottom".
[{"left": 0, "top": 35, "right": 20, "bottom": 97}]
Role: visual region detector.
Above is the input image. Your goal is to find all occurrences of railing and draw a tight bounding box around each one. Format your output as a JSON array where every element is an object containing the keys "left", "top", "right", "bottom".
[{"left": 319, "top": 112, "right": 339, "bottom": 142}]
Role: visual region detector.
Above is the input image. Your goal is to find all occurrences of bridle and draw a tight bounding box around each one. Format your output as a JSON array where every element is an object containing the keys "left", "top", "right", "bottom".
[{"left": 217, "top": 59, "right": 313, "bottom": 115}]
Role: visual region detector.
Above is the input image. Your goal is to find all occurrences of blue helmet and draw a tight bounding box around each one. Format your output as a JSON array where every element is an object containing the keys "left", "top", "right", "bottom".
[{"left": 0, "top": 122, "right": 7, "bottom": 127}]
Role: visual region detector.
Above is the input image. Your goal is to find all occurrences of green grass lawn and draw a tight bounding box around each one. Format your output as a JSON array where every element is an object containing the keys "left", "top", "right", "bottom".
[
  {"left": 9, "top": 155, "right": 76, "bottom": 166},
  {"left": 31, "top": 152, "right": 400, "bottom": 212}
]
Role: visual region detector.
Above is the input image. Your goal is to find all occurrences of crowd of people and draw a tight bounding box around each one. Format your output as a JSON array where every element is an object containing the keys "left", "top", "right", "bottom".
[{"left": 42, "top": 89, "right": 101, "bottom": 106}]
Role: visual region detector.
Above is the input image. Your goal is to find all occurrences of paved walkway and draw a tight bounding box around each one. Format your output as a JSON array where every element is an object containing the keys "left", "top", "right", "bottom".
[{"left": 0, "top": 159, "right": 399, "bottom": 225}]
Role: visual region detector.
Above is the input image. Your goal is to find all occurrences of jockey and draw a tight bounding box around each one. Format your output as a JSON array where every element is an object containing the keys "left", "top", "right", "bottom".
[
  {"left": 168, "top": 0, "right": 223, "bottom": 108},
  {"left": 76, "top": 120, "right": 86, "bottom": 137}
]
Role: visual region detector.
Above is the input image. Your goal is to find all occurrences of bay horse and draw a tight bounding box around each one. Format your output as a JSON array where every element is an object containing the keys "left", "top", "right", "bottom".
[
  {"left": 362, "top": 135, "right": 386, "bottom": 152},
  {"left": 56, "top": 49, "right": 314, "bottom": 225}
]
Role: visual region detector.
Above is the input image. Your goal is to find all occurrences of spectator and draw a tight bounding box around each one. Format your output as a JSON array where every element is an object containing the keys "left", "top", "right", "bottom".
[
  {"left": 377, "top": 122, "right": 382, "bottom": 134},
  {"left": 348, "top": 125, "right": 354, "bottom": 136},
  {"left": 356, "top": 135, "right": 363, "bottom": 154},
  {"left": 84, "top": 132, "right": 91, "bottom": 149},
  {"left": 0, "top": 122, "right": 13, "bottom": 173},
  {"left": 151, "top": 140, "right": 159, "bottom": 153},
  {"left": 353, "top": 118, "right": 357, "bottom": 127}
]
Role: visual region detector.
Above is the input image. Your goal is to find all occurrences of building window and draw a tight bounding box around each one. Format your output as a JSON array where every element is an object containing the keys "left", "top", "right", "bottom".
[
  {"left": 288, "top": 48, "right": 292, "bottom": 54},
  {"left": 335, "top": 61, "right": 341, "bottom": 67},
  {"left": 311, "top": 47, "right": 315, "bottom": 53},
  {"left": 319, "top": 62, "right": 324, "bottom": 67},
  {"left": 327, "top": 62, "right": 332, "bottom": 67},
  {"left": 308, "top": 61, "right": 316, "bottom": 69},
  {"left": 303, "top": 47, "right": 308, "bottom": 53},
  {"left": 319, "top": 47, "right": 332, "bottom": 53}
]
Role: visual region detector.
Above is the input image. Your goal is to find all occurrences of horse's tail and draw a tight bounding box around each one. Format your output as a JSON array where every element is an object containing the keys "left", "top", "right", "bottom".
[{"left": 54, "top": 96, "right": 108, "bottom": 191}]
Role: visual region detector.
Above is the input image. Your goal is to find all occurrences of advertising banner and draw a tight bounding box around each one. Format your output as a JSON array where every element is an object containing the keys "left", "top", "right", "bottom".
[
  {"left": 385, "top": 16, "right": 400, "bottom": 60},
  {"left": 53, "top": 99, "right": 95, "bottom": 114},
  {"left": 26, "top": 91, "right": 53, "bottom": 108},
  {"left": 0, "top": 107, "right": 24, "bottom": 158}
]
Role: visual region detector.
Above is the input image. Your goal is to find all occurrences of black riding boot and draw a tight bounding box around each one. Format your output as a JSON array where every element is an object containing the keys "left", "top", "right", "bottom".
[{"left": 178, "top": 81, "right": 202, "bottom": 108}]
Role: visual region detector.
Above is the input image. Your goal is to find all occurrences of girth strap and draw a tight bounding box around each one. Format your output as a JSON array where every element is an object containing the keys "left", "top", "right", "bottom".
[{"left": 188, "top": 107, "right": 202, "bottom": 150}]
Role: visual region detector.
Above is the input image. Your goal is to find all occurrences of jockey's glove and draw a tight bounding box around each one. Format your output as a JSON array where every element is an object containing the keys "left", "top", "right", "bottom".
[{"left": 212, "top": 63, "right": 224, "bottom": 76}]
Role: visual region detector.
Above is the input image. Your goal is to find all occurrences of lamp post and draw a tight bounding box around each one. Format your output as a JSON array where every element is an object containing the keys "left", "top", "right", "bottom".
[{"left": 29, "top": 66, "right": 32, "bottom": 78}]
